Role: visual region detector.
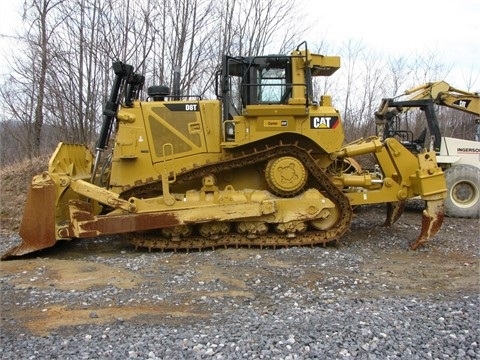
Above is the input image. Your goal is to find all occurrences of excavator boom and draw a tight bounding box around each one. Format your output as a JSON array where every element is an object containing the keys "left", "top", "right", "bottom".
[{"left": 403, "top": 81, "right": 479, "bottom": 115}]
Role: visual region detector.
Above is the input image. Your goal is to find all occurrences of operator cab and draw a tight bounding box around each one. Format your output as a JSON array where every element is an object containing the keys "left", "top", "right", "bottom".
[
  {"left": 220, "top": 55, "right": 294, "bottom": 120},
  {"left": 217, "top": 44, "right": 340, "bottom": 142}
]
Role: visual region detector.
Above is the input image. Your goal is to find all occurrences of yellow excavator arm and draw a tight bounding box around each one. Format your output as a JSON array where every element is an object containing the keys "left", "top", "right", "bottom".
[
  {"left": 375, "top": 81, "right": 479, "bottom": 153},
  {"left": 404, "top": 81, "right": 479, "bottom": 116}
]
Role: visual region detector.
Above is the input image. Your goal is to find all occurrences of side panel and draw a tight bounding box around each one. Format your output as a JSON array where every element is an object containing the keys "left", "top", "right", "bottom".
[
  {"left": 109, "top": 100, "right": 224, "bottom": 193},
  {"left": 302, "top": 107, "right": 345, "bottom": 153},
  {"left": 224, "top": 104, "right": 345, "bottom": 154},
  {"left": 143, "top": 100, "right": 223, "bottom": 160},
  {"left": 109, "top": 103, "right": 158, "bottom": 192}
]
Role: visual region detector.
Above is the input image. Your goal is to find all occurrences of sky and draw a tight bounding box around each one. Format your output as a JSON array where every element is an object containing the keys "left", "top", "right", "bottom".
[
  {"left": 0, "top": 0, "right": 479, "bottom": 91},
  {"left": 301, "top": 0, "right": 479, "bottom": 91}
]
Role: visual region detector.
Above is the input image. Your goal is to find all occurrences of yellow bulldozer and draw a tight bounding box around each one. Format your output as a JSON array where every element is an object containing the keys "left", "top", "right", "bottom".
[{"left": 2, "top": 42, "right": 447, "bottom": 259}]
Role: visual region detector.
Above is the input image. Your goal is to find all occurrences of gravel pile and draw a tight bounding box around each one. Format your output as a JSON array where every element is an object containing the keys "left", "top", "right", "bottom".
[
  {"left": 1, "top": 292, "right": 479, "bottom": 359},
  {"left": 1, "top": 205, "right": 479, "bottom": 359}
]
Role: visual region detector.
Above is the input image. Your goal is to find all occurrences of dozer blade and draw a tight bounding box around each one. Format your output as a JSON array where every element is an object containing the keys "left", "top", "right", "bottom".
[
  {"left": 410, "top": 199, "right": 445, "bottom": 250},
  {"left": 1, "top": 174, "right": 57, "bottom": 259},
  {"left": 384, "top": 201, "right": 406, "bottom": 227}
]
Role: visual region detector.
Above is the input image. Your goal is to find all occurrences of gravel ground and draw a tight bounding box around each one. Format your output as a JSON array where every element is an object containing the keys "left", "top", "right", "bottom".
[{"left": 1, "top": 204, "right": 479, "bottom": 359}]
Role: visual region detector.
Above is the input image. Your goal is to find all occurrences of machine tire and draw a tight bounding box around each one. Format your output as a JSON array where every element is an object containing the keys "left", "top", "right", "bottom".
[{"left": 444, "top": 164, "right": 480, "bottom": 218}]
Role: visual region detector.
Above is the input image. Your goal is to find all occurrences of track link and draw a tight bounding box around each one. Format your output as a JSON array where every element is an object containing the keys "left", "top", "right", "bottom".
[{"left": 126, "top": 142, "right": 353, "bottom": 251}]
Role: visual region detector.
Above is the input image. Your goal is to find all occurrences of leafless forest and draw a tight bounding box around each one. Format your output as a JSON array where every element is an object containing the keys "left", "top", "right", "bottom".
[{"left": 0, "top": 0, "right": 477, "bottom": 166}]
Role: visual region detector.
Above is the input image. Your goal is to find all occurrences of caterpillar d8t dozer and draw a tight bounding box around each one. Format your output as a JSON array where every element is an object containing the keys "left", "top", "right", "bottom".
[{"left": 2, "top": 43, "right": 447, "bottom": 259}]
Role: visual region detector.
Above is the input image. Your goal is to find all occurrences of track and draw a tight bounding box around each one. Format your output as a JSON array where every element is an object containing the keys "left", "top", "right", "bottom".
[{"left": 124, "top": 142, "right": 354, "bottom": 251}]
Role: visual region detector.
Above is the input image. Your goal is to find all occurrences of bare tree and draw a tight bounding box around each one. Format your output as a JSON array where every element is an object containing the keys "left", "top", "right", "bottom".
[
  {"left": 220, "top": 0, "right": 302, "bottom": 57},
  {"left": 44, "top": 0, "right": 105, "bottom": 144},
  {"left": 408, "top": 50, "right": 450, "bottom": 87},
  {"left": 24, "top": 0, "right": 64, "bottom": 156},
  {"left": 2, "top": 0, "right": 469, "bottom": 169},
  {"left": 335, "top": 40, "right": 366, "bottom": 141},
  {"left": 0, "top": 0, "right": 63, "bottom": 160}
]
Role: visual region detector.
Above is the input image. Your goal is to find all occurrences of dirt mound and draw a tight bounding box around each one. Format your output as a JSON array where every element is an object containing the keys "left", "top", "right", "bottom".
[{"left": 0, "top": 157, "right": 48, "bottom": 234}]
